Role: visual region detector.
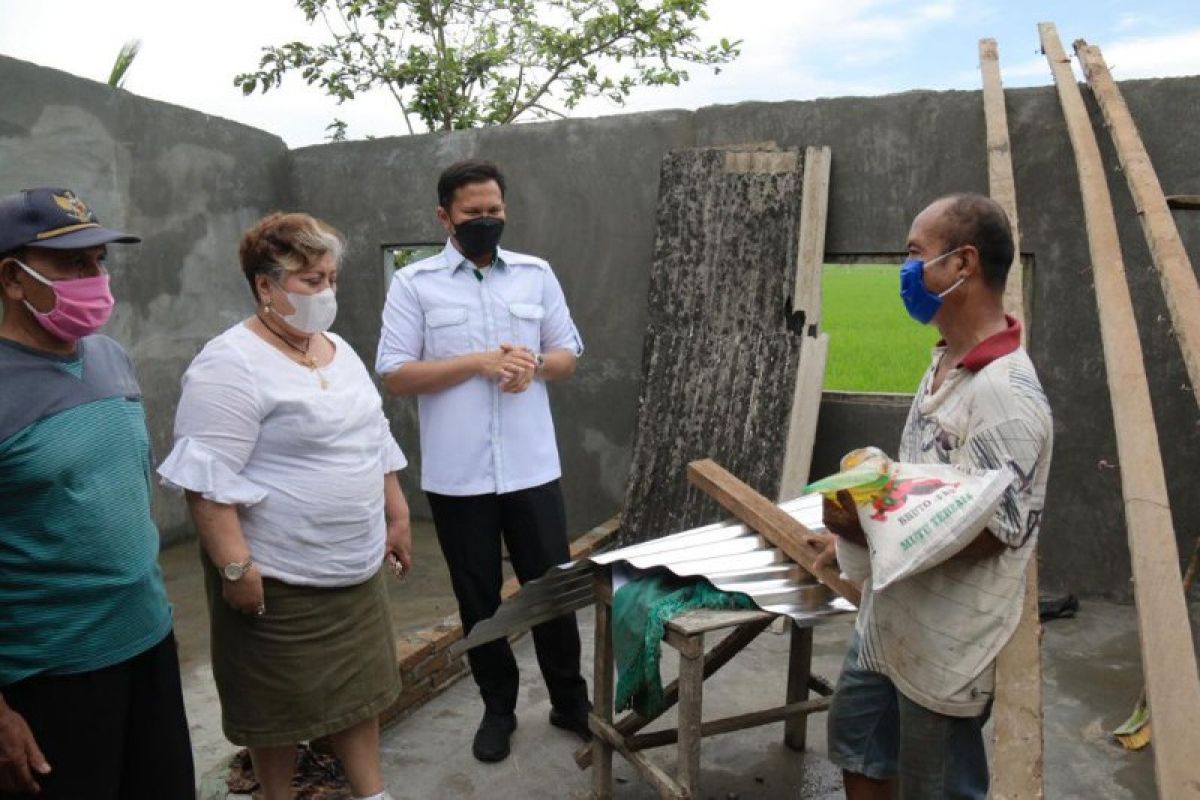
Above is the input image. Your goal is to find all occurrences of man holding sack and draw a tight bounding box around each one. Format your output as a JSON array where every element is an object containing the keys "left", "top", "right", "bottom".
[{"left": 816, "top": 194, "right": 1053, "bottom": 799}]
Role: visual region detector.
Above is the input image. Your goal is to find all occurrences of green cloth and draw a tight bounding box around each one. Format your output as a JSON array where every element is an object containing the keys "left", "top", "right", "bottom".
[{"left": 612, "top": 573, "right": 755, "bottom": 718}]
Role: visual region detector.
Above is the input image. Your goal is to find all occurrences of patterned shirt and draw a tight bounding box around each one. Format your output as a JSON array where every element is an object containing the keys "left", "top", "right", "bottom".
[
  {"left": 856, "top": 316, "right": 1053, "bottom": 716},
  {"left": 0, "top": 336, "right": 172, "bottom": 686},
  {"left": 376, "top": 240, "right": 583, "bottom": 496}
]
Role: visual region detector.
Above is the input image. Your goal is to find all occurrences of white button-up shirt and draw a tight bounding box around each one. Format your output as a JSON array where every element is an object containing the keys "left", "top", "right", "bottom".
[{"left": 376, "top": 240, "right": 583, "bottom": 496}]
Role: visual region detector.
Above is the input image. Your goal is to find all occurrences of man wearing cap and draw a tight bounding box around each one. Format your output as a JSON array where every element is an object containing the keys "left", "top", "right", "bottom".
[{"left": 0, "top": 188, "right": 194, "bottom": 798}]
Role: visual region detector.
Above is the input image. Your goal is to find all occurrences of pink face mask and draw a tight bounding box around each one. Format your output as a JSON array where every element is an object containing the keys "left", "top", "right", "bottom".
[{"left": 16, "top": 259, "right": 115, "bottom": 342}]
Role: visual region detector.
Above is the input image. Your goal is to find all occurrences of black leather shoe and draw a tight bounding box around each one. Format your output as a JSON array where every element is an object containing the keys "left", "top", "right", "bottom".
[
  {"left": 473, "top": 712, "right": 517, "bottom": 762},
  {"left": 549, "top": 704, "right": 593, "bottom": 742}
]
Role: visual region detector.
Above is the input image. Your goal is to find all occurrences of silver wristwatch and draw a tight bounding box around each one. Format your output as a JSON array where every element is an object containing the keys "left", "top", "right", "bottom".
[
  {"left": 534, "top": 352, "right": 546, "bottom": 374},
  {"left": 222, "top": 557, "right": 253, "bottom": 581}
]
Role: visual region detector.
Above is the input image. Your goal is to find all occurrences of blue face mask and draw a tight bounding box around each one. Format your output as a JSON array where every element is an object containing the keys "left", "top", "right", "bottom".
[{"left": 899, "top": 248, "right": 965, "bottom": 324}]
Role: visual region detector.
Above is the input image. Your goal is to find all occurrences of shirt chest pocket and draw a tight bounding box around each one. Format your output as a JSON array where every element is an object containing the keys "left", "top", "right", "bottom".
[
  {"left": 425, "top": 306, "right": 470, "bottom": 359},
  {"left": 508, "top": 302, "right": 544, "bottom": 351}
]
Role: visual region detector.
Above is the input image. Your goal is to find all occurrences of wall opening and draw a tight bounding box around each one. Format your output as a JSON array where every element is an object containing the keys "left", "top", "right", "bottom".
[
  {"left": 820, "top": 254, "right": 1033, "bottom": 394},
  {"left": 821, "top": 255, "right": 930, "bottom": 393},
  {"left": 382, "top": 243, "right": 442, "bottom": 295}
]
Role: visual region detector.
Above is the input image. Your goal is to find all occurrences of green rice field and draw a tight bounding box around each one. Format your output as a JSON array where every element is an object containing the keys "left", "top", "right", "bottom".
[{"left": 821, "top": 264, "right": 938, "bottom": 393}]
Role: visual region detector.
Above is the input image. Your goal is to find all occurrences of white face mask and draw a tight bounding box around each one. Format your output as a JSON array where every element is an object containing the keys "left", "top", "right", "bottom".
[{"left": 274, "top": 286, "right": 337, "bottom": 333}]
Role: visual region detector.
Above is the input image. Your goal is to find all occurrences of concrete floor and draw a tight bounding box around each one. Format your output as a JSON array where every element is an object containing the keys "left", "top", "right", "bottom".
[{"left": 165, "top": 531, "right": 1199, "bottom": 799}]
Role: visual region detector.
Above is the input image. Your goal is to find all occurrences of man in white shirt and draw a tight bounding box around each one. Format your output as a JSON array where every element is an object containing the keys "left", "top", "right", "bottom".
[
  {"left": 817, "top": 194, "right": 1053, "bottom": 799},
  {"left": 376, "top": 159, "right": 590, "bottom": 763}
]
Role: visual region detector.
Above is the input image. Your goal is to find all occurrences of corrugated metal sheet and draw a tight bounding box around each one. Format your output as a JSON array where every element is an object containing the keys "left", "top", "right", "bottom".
[{"left": 450, "top": 493, "right": 855, "bottom": 658}]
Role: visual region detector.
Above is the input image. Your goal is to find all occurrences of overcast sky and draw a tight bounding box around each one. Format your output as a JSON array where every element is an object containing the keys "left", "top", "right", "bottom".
[{"left": 1, "top": 0, "right": 1196, "bottom": 147}]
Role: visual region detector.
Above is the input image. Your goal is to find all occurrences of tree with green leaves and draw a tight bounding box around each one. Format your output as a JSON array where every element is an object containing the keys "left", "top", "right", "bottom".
[{"left": 235, "top": 0, "right": 739, "bottom": 137}]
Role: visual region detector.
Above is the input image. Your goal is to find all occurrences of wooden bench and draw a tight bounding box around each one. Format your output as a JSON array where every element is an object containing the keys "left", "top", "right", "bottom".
[{"left": 583, "top": 570, "right": 836, "bottom": 799}]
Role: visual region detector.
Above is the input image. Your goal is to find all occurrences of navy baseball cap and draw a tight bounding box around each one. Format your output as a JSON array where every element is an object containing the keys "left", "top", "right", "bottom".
[{"left": 0, "top": 187, "right": 140, "bottom": 253}]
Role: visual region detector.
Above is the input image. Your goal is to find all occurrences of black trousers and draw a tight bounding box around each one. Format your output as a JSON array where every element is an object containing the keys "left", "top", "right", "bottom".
[
  {"left": 427, "top": 479, "right": 589, "bottom": 716},
  {"left": 0, "top": 630, "right": 195, "bottom": 800}
]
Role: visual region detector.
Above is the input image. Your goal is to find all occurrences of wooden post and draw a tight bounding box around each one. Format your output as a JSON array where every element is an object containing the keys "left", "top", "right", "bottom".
[
  {"left": 1040, "top": 22, "right": 1200, "bottom": 796},
  {"left": 791, "top": 145, "right": 832, "bottom": 326},
  {"left": 979, "top": 37, "right": 1045, "bottom": 800},
  {"left": 687, "top": 458, "right": 862, "bottom": 606},
  {"left": 783, "top": 623, "right": 814, "bottom": 751},
  {"left": 590, "top": 571, "right": 615, "bottom": 799},
  {"left": 779, "top": 146, "right": 832, "bottom": 499},
  {"left": 676, "top": 633, "right": 705, "bottom": 796},
  {"left": 1074, "top": 39, "right": 1200, "bottom": 413}
]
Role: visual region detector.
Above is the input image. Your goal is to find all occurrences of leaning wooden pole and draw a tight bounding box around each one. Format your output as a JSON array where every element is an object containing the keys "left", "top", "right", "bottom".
[
  {"left": 980, "top": 37, "right": 1045, "bottom": 800},
  {"left": 1040, "top": 22, "right": 1200, "bottom": 797},
  {"left": 1074, "top": 39, "right": 1200, "bottom": 413}
]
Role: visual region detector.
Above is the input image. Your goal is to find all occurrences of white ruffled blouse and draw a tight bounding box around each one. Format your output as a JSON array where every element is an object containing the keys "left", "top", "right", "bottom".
[{"left": 158, "top": 323, "right": 406, "bottom": 587}]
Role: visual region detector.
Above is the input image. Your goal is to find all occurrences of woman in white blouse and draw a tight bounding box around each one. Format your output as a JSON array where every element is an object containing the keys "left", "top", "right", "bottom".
[{"left": 159, "top": 212, "right": 409, "bottom": 800}]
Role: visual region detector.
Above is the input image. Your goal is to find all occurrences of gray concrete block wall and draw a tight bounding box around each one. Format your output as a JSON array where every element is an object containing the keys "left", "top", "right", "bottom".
[
  {"left": 0, "top": 55, "right": 289, "bottom": 542},
  {"left": 4, "top": 50, "right": 1198, "bottom": 598}
]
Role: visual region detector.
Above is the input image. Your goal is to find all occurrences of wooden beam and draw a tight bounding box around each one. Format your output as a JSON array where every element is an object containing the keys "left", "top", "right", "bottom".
[
  {"left": 1041, "top": 22, "right": 1200, "bottom": 796},
  {"left": 589, "top": 718, "right": 686, "bottom": 799},
  {"left": 686, "top": 458, "right": 862, "bottom": 606},
  {"left": 980, "top": 39, "right": 1027, "bottom": 327},
  {"left": 792, "top": 145, "right": 832, "bottom": 325},
  {"left": 676, "top": 634, "right": 704, "bottom": 794},
  {"left": 590, "top": 572, "right": 616, "bottom": 798},
  {"left": 779, "top": 332, "right": 830, "bottom": 499},
  {"left": 625, "top": 698, "right": 830, "bottom": 751},
  {"left": 1075, "top": 40, "right": 1200, "bottom": 413},
  {"left": 1166, "top": 194, "right": 1200, "bottom": 210},
  {"left": 784, "top": 626, "right": 815, "bottom": 751},
  {"left": 979, "top": 37, "right": 1045, "bottom": 800}
]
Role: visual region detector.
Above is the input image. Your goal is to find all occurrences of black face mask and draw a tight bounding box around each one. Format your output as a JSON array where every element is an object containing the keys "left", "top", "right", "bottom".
[{"left": 454, "top": 216, "right": 505, "bottom": 258}]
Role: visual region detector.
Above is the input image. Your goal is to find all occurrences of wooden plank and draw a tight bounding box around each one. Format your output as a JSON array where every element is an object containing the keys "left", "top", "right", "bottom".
[
  {"left": 1166, "top": 195, "right": 1200, "bottom": 210},
  {"left": 979, "top": 37, "right": 1046, "bottom": 800},
  {"left": 676, "top": 636, "right": 704, "bottom": 795},
  {"left": 779, "top": 145, "right": 832, "bottom": 500},
  {"left": 1075, "top": 40, "right": 1200, "bottom": 413},
  {"left": 686, "top": 458, "right": 862, "bottom": 606},
  {"left": 590, "top": 718, "right": 687, "bottom": 799},
  {"left": 576, "top": 617, "right": 774, "bottom": 769},
  {"left": 666, "top": 608, "right": 775, "bottom": 636},
  {"left": 626, "top": 698, "right": 830, "bottom": 751},
  {"left": 792, "top": 145, "right": 832, "bottom": 326},
  {"left": 590, "top": 573, "right": 616, "bottom": 799},
  {"left": 779, "top": 332, "right": 830, "bottom": 499},
  {"left": 784, "top": 625, "right": 814, "bottom": 751},
  {"left": 1040, "top": 22, "right": 1200, "bottom": 797},
  {"left": 979, "top": 38, "right": 1027, "bottom": 332}
]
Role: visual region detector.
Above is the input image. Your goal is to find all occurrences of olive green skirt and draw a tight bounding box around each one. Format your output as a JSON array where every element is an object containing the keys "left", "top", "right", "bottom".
[{"left": 204, "top": 557, "right": 400, "bottom": 747}]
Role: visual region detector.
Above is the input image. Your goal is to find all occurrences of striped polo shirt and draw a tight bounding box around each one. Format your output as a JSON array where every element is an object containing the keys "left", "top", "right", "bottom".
[
  {"left": 0, "top": 335, "right": 172, "bottom": 687},
  {"left": 855, "top": 316, "right": 1053, "bottom": 717}
]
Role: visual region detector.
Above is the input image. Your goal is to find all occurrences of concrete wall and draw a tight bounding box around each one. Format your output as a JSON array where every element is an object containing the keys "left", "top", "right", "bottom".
[
  {"left": 4, "top": 51, "right": 1199, "bottom": 598},
  {"left": 0, "top": 55, "right": 289, "bottom": 541}
]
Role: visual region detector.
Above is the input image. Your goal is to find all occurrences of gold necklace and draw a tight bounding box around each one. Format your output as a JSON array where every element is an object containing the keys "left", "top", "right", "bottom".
[{"left": 257, "top": 313, "right": 329, "bottom": 389}]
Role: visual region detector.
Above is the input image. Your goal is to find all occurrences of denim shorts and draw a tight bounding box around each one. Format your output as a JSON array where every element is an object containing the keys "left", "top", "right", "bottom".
[{"left": 826, "top": 632, "right": 991, "bottom": 799}]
